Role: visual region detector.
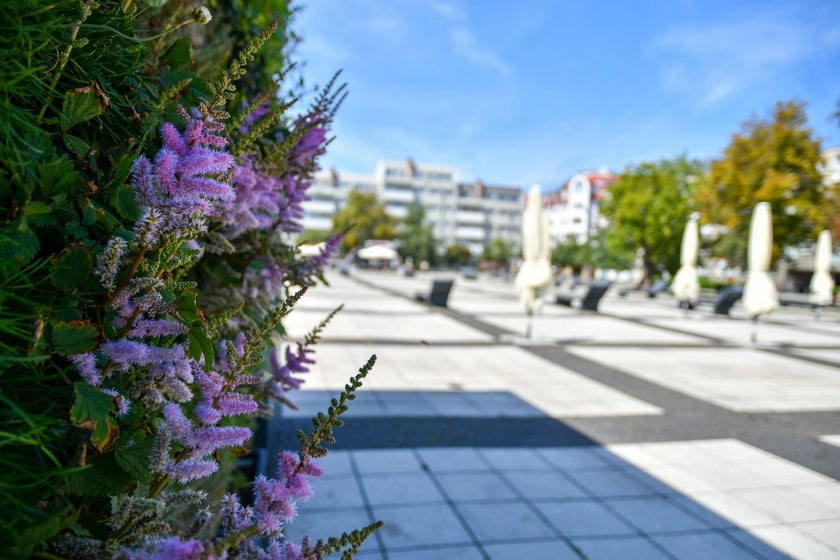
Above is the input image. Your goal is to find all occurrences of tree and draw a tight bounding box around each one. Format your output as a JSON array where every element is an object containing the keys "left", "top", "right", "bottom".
[
  {"left": 697, "top": 101, "right": 828, "bottom": 265},
  {"left": 444, "top": 244, "right": 472, "bottom": 267},
  {"left": 332, "top": 191, "right": 396, "bottom": 253},
  {"left": 397, "top": 202, "right": 437, "bottom": 265},
  {"left": 550, "top": 235, "right": 594, "bottom": 273},
  {"left": 600, "top": 156, "right": 703, "bottom": 282},
  {"left": 482, "top": 237, "right": 513, "bottom": 269}
]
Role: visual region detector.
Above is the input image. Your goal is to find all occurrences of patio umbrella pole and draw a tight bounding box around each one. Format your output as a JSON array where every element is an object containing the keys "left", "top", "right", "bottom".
[
  {"left": 750, "top": 316, "right": 757, "bottom": 344},
  {"left": 525, "top": 308, "right": 533, "bottom": 339}
]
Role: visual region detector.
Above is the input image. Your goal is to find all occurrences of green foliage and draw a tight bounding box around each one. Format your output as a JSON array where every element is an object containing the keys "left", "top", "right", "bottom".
[
  {"left": 550, "top": 235, "right": 595, "bottom": 272},
  {"left": 601, "top": 156, "right": 703, "bottom": 279},
  {"left": 397, "top": 202, "right": 437, "bottom": 265},
  {"left": 697, "top": 100, "right": 828, "bottom": 265},
  {"left": 332, "top": 191, "right": 397, "bottom": 253},
  {"left": 444, "top": 244, "right": 472, "bottom": 267},
  {"left": 482, "top": 237, "right": 512, "bottom": 268},
  {"left": 1, "top": 1, "right": 378, "bottom": 557}
]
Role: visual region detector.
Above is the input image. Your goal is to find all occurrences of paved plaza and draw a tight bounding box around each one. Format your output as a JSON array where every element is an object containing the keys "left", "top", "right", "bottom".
[{"left": 265, "top": 269, "right": 840, "bottom": 559}]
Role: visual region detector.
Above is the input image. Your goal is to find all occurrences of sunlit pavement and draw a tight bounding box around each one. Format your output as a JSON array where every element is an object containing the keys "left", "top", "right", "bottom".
[{"left": 266, "top": 268, "right": 840, "bottom": 559}]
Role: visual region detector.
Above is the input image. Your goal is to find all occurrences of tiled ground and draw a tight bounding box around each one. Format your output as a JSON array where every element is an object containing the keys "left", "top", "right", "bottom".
[{"left": 268, "top": 269, "right": 840, "bottom": 559}]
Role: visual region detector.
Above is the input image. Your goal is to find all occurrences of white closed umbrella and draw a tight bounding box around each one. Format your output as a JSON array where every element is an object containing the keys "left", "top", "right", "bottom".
[
  {"left": 514, "top": 185, "right": 553, "bottom": 337},
  {"left": 671, "top": 217, "right": 700, "bottom": 307},
  {"left": 809, "top": 230, "right": 834, "bottom": 315},
  {"left": 742, "top": 202, "right": 778, "bottom": 342}
]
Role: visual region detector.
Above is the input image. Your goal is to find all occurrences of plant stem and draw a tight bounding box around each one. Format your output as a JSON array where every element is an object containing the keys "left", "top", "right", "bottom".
[{"left": 37, "top": 0, "right": 94, "bottom": 123}]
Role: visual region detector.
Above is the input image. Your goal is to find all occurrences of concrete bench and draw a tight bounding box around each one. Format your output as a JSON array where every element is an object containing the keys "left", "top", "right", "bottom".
[
  {"left": 415, "top": 279, "right": 454, "bottom": 307},
  {"left": 556, "top": 281, "right": 611, "bottom": 311}
]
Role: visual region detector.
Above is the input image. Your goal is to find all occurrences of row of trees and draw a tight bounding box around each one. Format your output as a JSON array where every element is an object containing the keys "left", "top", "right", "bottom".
[{"left": 589, "top": 100, "right": 839, "bottom": 282}]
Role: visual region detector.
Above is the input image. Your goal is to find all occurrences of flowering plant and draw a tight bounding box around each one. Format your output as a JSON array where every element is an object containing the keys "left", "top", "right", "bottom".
[{"left": 0, "top": 1, "right": 379, "bottom": 558}]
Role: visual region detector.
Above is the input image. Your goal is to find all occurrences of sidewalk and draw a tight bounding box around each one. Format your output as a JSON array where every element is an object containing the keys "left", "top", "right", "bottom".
[{"left": 268, "top": 269, "right": 840, "bottom": 559}]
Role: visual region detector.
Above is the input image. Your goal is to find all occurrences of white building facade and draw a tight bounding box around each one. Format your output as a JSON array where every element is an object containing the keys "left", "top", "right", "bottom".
[
  {"left": 303, "top": 159, "right": 524, "bottom": 256},
  {"left": 543, "top": 170, "right": 617, "bottom": 244}
]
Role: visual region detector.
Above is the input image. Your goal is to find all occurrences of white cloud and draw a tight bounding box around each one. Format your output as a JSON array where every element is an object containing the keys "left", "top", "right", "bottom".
[
  {"left": 430, "top": 1, "right": 464, "bottom": 21},
  {"left": 450, "top": 26, "right": 511, "bottom": 76},
  {"left": 654, "top": 14, "right": 840, "bottom": 105}
]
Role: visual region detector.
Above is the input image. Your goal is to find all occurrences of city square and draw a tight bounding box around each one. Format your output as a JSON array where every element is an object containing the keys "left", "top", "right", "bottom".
[{"left": 269, "top": 268, "right": 840, "bottom": 559}]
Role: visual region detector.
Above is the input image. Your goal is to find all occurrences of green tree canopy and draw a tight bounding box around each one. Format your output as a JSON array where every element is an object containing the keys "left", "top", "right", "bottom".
[
  {"left": 482, "top": 237, "right": 513, "bottom": 268},
  {"left": 444, "top": 244, "right": 472, "bottom": 267},
  {"left": 397, "top": 202, "right": 437, "bottom": 265},
  {"left": 601, "top": 156, "right": 703, "bottom": 280},
  {"left": 332, "top": 191, "right": 396, "bottom": 253},
  {"left": 550, "top": 235, "right": 595, "bottom": 273},
  {"left": 697, "top": 100, "right": 827, "bottom": 265}
]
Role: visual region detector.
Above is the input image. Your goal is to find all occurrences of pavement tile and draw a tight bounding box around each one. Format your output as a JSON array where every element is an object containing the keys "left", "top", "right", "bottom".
[
  {"left": 301, "top": 473, "right": 365, "bottom": 510},
  {"left": 283, "top": 506, "right": 376, "bottom": 551},
  {"left": 353, "top": 449, "right": 425, "bottom": 474},
  {"left": 535, "top": 500, "right": 637, "bottom": 537},
  {"left": 537, "top": 446, "right": 619, "bottom": 470},
  {"left": 435, "top": 472, "right": 519, "bottom": 502},
  {"left": 653, "top": 532, "right": 760, "bottom": 560},
  {"left": 504, "top": 471, "right": 589, "bottom": 500},
  {"left": 606, "top": 496, "right": 712, "bottom": 533},
  {"left": 731, "top": 525, "right": 840, "bottom": 560},
  {"left": 483, "top": 539, "right": 580, "bottom": 559},
  {"left": 456, "top": 501, "right": 557, "bottom": 542},
  {"left": 572, "top": 536, "right": 672, "bottom": 560},
  {"left": 373, "top": 503, "right": 474, "bottom": 550},
  {"left": 794, "top": 519, "right": 840, "bottom": 551},
  {"left": 478, "top": 448, "right": 552, "bottom": 471},
  {"left": 361, "top": 472, "right": 446, "bottom": 506},
  {"left": 565, "top": 469, "right": 659, "bottom": 498},
  {"left": 416, "top": 448, "right": 491, "bottom": 472},
  {"left": 732, "top": 486, "right": 840, "bottom": 523},
  {"left": 383, "top": 545, "right": 485, "bottom": 559}
]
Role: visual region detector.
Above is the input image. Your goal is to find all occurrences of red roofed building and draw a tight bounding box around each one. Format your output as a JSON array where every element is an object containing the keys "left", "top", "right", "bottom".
[{"left": 544, "top": 169, "right": 617, "bottom": 244}]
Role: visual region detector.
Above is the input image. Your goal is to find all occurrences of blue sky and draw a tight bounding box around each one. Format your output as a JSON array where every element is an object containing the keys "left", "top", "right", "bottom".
[{"left": 294, "top": 0, "right": 840, "bottom": 189}]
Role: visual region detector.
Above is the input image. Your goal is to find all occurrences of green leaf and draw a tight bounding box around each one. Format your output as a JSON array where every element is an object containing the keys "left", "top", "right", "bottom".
[
  {"left": 0, "top": 222, "right": 39, "bottom": 265},
  {"left": 114, "top": 437, "right": 154, "bottom": 482},
  {"left": 22, "top": 201, "right": 52, "bottom": 216},
  {"left": 37, "top": 157, "right": 82, "bottom": 197},
  {"left": 63, "top": 133, "right": 90, "bottom": 159},
  {"left": 51, "top": 244, "right": 92, "bottom": 291},
  {"left": 161, "top": 37, "right": 193, "bottom": 68},
  {"left": 188, "top": 327, "right": 214, "bottom": 366},
  {"left": 60, "top": 87, "right": 106, "bottom": 131},
  {"left": 68, "top": 453, "right": 133, "bottom": 496},
  {"left": 51, "top": 321, "right": 99, "bottom": 355},
  {"left": 111, "top": 181, "right": 141, "bottom": 222},
  {"left": 71, "top": 382, "right": 119, "bottom": 452},
  {"left": 178, "top": 290, "right": 199, "bottom": 322}
]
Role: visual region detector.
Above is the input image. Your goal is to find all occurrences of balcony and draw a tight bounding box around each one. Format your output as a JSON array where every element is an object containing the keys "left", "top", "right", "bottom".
[
  {"left": 456, "top": 211, "right": 485, "bottom": 225},
  {"left": 455, "top": 226, "right": 485, "bottom": 241}
]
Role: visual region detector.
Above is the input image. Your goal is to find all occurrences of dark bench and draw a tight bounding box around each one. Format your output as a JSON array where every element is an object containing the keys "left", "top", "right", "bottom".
[
  {"left": 415, "top": 279, "right": 454, "bottom": 307},
  {"left": 712, "top": 285, "right": 743, "bottom": 315},
  {"left": 556, "top": 281, "right": 611, "bottom": 311},
  {"left": 647, "top": 279, "right": 671, "bottom": 298}
]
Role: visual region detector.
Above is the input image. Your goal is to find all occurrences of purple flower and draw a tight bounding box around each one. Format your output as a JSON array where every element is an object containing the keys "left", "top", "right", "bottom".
[
  {"left": 191, "top": 426, "right": 251, "bottom": 456},
  {"left": 71, "top": 352, "right": 101, "bottom": 385},
  {"left": 290, "top": 126, "right": 326, "bottom": 167},
  {"left": 101, "top": 387, "right": 131, "bottom": 416},
  {"left": 163, "top": 459, "right": 218, "bottom": 483},
  {"left": 216, "top": 393, "right": 259, "bottom": 417}
]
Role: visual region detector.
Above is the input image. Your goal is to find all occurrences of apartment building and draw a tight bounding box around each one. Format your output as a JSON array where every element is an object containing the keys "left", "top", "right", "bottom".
[
  {"left": 543, "top": 169, "right": 617, "bottom": 244},
  {"left": 303, "top": 159, "right": 524, "bottom": 256}
]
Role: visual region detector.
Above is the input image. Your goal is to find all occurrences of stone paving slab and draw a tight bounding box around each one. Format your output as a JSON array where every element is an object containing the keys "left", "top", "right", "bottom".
[
  {"left": 269, "top": 269, "right": 840, "bottom": 559},
  {"left": 282, "top": 441, "right": 840, "bottom": 559},
  {"left": 282, "top": 344, "right": 662, "bottom": 418},
  {"left": 479, "top": 313, "right": 706, "bottom": 345},
  {"left": 567, "top": 347, "right": 840, "bottom": 412}
]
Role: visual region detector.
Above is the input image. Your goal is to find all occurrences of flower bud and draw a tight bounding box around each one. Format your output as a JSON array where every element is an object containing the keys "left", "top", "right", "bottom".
[{"left": 193, "top": 6, "right": 212, "bottom": 25}]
